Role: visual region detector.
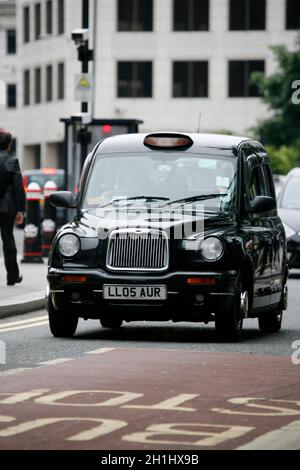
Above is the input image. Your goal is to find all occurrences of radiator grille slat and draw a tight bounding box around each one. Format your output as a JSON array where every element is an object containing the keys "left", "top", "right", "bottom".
[{"left": 107, "top": 230, "right": 169, "bottom": 271}]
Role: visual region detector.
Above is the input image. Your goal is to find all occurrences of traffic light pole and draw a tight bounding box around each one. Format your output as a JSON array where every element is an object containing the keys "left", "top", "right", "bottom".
[
  {"left": 80, "top": 0, "right": 90, "bottom": 169},
  {"left": 81, "top": 0, "right": 89, "bottom": 115}
]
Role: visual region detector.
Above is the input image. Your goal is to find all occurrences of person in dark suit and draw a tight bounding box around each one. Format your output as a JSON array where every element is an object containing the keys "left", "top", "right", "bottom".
[{"left": 0, "top": 131, "right": 25, "bottom": 285}]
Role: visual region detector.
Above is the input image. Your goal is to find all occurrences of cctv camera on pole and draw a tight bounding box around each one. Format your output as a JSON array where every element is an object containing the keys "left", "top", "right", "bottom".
[{"left": 71, "top": 0, "right": 94, "bottom": 171}]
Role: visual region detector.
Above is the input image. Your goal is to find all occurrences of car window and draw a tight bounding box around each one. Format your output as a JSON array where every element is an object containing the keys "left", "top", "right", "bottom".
[
  {"left": 247, "top": 165, "right": 272, "bottom": 200},
  {"left": 247, "top": 167, "right": 262, "bottom": 200},
  {"left": 261, "top": 164, "right": 275, "bottom": 198},
  {"left": 83, "top": 152, "right": 237, "bottom": 212}
]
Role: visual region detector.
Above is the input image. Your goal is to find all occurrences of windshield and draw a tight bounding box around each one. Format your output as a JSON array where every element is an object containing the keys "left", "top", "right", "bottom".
[
  {"left": 83, "top": 151, "right": 237, "bottom": 213},
  {"left": 281, "top": 177, "right": 300, "bottom": 209}
]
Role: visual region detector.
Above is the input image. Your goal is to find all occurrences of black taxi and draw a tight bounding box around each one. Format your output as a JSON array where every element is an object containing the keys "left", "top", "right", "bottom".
[{"left": 47, "top": 133, "right": 288, "bottom": 340}]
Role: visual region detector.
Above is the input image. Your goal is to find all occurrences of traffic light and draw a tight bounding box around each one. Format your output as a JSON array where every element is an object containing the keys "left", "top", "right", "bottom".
[{"left": 102, "top": 124, "right": 113, "bottom": 134}]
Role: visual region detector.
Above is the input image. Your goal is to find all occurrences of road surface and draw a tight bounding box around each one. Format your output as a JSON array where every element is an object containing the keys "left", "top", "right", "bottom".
[{"left": 0, "top": 274, "right": 300, "bottom": 450}]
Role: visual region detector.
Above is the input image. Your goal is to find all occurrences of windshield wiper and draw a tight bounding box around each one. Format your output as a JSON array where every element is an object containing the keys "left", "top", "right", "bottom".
[
  {"left": 100, "top": 196, "right": 170, "bottom": 208},
  {"left": 164, "top": 193, "right": 228, "bottom": 207}
]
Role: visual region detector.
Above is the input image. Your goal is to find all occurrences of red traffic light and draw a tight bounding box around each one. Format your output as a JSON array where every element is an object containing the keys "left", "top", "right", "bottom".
[{"left": 102, "top": 124, "right": 113, "bottom": 134}]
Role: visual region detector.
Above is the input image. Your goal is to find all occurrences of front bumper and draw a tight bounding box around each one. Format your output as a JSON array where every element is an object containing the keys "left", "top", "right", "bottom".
[{"left": 47, "top": 268, "right": 238, "bottom": 320}]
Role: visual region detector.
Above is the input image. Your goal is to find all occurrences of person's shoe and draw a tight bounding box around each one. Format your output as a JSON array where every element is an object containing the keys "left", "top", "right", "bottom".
[{"left": 7, "top": 275, "right": 23, "bottom": 286}]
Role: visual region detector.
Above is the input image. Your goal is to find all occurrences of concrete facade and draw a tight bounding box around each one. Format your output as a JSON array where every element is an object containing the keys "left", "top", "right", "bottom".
[
  {"left": 6, "top": 0, "right": 300, "bottom": 168},
  {"left": 0, "top": 0, "right": 18, "bottom": 152}
]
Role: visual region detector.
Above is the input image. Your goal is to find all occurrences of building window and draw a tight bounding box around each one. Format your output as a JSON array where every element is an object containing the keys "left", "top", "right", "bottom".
[
  {"left": 286, "top": 0, "right": 300, "bottom": 29},
  {"left": 58, "top": 0, "right": 65, "bottom": 34},
  {"left": 23, "top": 6, "right": 30, "bottom": 43},
  {"left": 58, "top": 63, "right": 65, "bottom": 100},
  {"left": 33, "top": 145, "right": 41, "bottom": 168},
  {"left": 46, "top": 0, "right": 53, "bottom": 35},
  {"left": 229, "top": 0, "right": 266, "bottom": 30},
  {"left": 173, "top": 61, "right": 208, "bottom": 97},
  {"left": 118, "top": 62, "right": 152, "bottom": 97},
  {"left": 35, "top": 3, "right": 41, "bottom": 40},
  {"left": 35, "top": 68, "right": 42, "bottom": 103},
  {"left": 118, "top": 0, "right": 153, "bottom": 31},
  {"left": 7, "top": 84, "right": 17, "bottom": 108},
  {"left": 46, "top": 65, "right": 53, "bottom": 102},
  {"left": 229, "top": 60, "right": 265, "bottom": 97},
  {"left": 173, "top": 0, "right": 209, "bottom": 31},
  {"left": 24, "top": 70, "right": 30, "bottom": 106},
  {"left": 6, "top": 29, "right": 16, "bottom": 54}
]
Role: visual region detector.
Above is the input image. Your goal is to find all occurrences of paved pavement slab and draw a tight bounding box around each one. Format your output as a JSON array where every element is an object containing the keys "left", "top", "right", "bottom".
[
  {"left": 0, "top": 259, "right": 47, "bottom": 318},
  {"left": 0, "top": 228, "right": 46, "bottom": 317}
]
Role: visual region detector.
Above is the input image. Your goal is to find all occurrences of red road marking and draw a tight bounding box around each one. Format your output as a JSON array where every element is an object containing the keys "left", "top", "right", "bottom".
[{"left": 0, "top": 348, "right": 299, "bottom": 450}]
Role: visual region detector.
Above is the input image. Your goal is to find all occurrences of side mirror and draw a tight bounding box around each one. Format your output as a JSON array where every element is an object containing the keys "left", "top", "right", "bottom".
[
  {"left": 249, "top": 195, "right": 276, "bottom": 213},
  {"left": 50, "top": 191, "right": 77, "bottom": 209}
]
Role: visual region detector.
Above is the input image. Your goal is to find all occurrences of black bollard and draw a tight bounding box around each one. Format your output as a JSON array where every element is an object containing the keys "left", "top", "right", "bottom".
[
  {"left": 21, "top": 182, "right": 43, "bottom": 264},
  {"left": 42, "top": 180, "right": 57, "bottom": 257}
]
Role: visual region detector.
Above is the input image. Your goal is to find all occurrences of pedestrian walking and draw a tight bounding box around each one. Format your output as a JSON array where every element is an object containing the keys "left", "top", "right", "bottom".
[{"left": 0, "top": 130, "right": 25, "bottom": 285}]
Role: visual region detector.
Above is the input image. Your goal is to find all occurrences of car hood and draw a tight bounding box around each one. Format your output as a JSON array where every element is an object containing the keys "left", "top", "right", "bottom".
[
  {"left": 278, "top": 208, "right": 300, "bottom": 232},
  {"left": 69, "top": 208, "right": 234, "bottom": 239}
]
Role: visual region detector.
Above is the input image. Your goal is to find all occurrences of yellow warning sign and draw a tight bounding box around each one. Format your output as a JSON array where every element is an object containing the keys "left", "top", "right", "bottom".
[
  {"left": 79, "top": 75, "right": 91, "bottom": 88},
  {"left": 75, "top": 73, "right": 93, "bottom": 102}
]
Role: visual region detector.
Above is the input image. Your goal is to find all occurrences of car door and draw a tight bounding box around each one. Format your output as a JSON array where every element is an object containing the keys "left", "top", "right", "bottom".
[
  {"left": 242, "top": 146, "right": 274, "bottom": 309},
  {"left": 259, "top": 156, "right": 286, "bottom": 306}
]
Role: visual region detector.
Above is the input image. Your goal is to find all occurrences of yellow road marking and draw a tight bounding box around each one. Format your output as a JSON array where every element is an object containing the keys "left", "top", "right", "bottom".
[
  {"left": 0, "top": 320, "right": 48, "bottom": 333},
  {"left": 0, "top": 315, "right": 48, "bottom": 330}
]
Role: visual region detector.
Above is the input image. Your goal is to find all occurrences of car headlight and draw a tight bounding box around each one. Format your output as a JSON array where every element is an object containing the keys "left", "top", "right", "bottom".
[
  {"left": 283, "top": 223, "right": 296, "bottom": 239},
  {"left": 57, "top": 234, "right": 80, "bottom": 257},
  {"left": 200, "top": 237, "right": 224, "bottom": 261}
]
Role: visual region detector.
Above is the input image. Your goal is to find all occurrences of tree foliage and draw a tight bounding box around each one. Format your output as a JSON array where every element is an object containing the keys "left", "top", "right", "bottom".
[
  {"left": 265, "top": 143, "right": 299, "bottom": 175},
  {"left": 251, "top": 33, "right": 300, "bottom": 172}
]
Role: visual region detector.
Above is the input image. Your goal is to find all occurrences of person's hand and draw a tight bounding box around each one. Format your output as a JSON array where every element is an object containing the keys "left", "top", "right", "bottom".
[{"left": 15, "top": 212, "right": 24, "bottom": 225}]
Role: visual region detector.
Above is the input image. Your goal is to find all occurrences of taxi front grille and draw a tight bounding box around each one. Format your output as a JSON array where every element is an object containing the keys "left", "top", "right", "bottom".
[{"left": 106, "top": 230, "right": 169, "bottom": 271}]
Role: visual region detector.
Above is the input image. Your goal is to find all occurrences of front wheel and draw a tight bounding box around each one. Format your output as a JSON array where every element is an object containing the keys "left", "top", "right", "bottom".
[
  {"left": 258, "top": 308, "right": 282, "bottom": 333},
  {"left": 215, "top": 282, "right": 248, "bottom": 341},
  {"left": 47, "top": 297, "right": 78, "bottom": 338}
]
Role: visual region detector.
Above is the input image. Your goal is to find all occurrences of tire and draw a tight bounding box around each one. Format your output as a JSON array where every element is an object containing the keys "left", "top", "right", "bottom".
[
  {"left": 100, "top": 317, "right": 123, "bottom": 329},
  {"left": 215, "top": 279, "right": 247, "bottom": 341},
  {"left": 258, "top": 308, "right": 282, "bottom": 333},
  {"left": 47, "top": 297, "right": 78, "bottom": 338}
]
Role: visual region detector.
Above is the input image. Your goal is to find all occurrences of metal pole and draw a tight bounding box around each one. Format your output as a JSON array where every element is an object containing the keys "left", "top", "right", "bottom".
[
  {"left": 81, "top": 0, "right": 89, "bottom": 169},
  {"left": 81, "top": 0, "right": 89, "bottom": 113},
  {"left": 63, "top": 121, "right": 68, "bottom": 191},
  {"left": 91, "top": 0, "right": 98, "bottom": 120}
]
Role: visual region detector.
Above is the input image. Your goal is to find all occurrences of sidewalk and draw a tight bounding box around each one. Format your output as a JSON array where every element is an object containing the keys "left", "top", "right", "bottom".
[{"left": 0, "top": 258, "right": 47, "bottom": 319}]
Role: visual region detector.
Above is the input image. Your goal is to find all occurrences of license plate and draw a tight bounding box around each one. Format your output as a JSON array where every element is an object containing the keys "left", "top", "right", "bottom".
[{"left": 103, "top": 285, "right": 167, "bottom": 300}]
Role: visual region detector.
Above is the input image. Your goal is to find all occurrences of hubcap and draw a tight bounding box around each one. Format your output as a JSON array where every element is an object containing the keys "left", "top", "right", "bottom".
[{"left": 240, "top": 291, "right": 249, "bottom": 318}]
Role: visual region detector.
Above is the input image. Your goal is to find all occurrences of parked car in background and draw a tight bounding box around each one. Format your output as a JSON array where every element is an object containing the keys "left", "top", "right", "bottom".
[
  {"left": 22, "top": 168, "right": 66, "bottom": 227},
  {"left": 23, "top": 168, "right": 65, "bottom": 193},
  {"left": 273, "top": 174, "right": 286, "bottom": 197},
  {"left": 47, "top": 132, "right": 288, "bottom": 340},
  {"left": 277, "top": 168, "right": 300, "bottom": 269}
]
